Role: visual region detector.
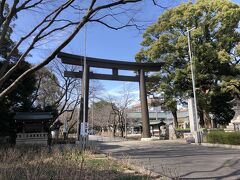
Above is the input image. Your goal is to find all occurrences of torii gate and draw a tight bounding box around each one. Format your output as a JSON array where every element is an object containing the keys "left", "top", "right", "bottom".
[{"left": 58, "top": 52, "right": 163, "bottom": 141}]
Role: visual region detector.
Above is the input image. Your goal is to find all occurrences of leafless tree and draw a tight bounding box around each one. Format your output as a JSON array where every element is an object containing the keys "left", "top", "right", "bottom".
[
  {"left": 0, "top": 0, "right": 163, "bottom": 100},
  {"left": 48, "top": 59, "right": 105, "bottom": 133},
  {"left": 48, "top": 59, "right": 81, "bottom": 122},
  {"left": 57, "top": 105, "right": 79, "bottom": 134},
  {"left": 31, "top": 59, "right": 81, "bottom": 125},
  {"left": 108, "top": 84, "right": 135, "bottom": 137},
  {"left": 58, "top": 81, "right": 104, "bottom": 134},
  {"left": 89, "top": 80, "right": 104, "bottom": 100},
  {"left": 88, "top": 100, "right": 117, "bottom": 136}
]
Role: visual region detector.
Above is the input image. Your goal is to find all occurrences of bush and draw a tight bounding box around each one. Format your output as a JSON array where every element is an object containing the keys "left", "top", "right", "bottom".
[{"left": 206, "top": 131, "right": 240, "bottom": 145}]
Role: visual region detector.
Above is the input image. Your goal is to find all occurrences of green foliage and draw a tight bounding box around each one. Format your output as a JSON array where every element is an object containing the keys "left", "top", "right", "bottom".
[
  {"left": 0, "top": 2, "right": 20, "bottom": 61},
  {"left": 208, "top": 88, "right": 235, "bottom": 125},
  {"left": 137, "top": 0, "right": 240, "bottom": 126},
  {"left": 0, "top": 2, "right": 37, "bottom": 139},
  {"left": 0, "top": 61, "right": 36, "bottom": 137},
  {"left": 33, "top": 67, "right": 62, "bottom": 109},
  {"left": 206, "top": 131, "right": 240, "bottom": 145},
  {"left": 175, "top": 128, "right": 190, "bottom": 131},
  {"left": 0, "top": 62, "right": 36, "bottom": 111}
]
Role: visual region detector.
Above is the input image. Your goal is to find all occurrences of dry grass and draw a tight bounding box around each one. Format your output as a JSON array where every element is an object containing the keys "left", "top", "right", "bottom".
[
  {"left": 0, "top": 145, "right": 155, "bottom": 180},
  {"left": 116, "top": 154, "right": 178, "bottom": 180}
]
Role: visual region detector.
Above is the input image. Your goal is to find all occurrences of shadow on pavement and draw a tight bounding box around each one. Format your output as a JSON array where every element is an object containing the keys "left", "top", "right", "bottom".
[
  {"left": 89, "top": 136, "right": 240, "bottom": 179},
  {"left": 179, "top": 159, "right": 240, "bottom": 179}
]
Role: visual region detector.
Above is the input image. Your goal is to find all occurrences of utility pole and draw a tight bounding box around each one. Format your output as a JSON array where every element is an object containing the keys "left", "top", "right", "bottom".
[
  {"left": 80, "top": 24, "right": 89, "bottom": 148},
  {"left": 125, "top": 113, "right": 127, "bottom": 138},
  {"left": 91, "top": 91, "right": 95, "bottom": 133},
  {"left": 187, "top": 27, "right": 201, "bottom": 143},
  {"left": 83, "top": 24, "right": 87, "bottom": 135}
]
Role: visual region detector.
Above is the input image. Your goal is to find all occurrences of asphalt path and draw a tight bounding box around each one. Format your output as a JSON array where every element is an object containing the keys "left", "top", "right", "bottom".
[{"left": 89, "top": 135, "right": 240, "bottom": 179}]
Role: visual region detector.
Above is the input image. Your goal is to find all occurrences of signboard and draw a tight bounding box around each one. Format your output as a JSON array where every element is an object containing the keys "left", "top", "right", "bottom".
[
  {"left": 63, "top": 119, "right": 68, "bottom": 133},
  {"left": 80, "top": 122, "right": 89, "bottom": 136}
]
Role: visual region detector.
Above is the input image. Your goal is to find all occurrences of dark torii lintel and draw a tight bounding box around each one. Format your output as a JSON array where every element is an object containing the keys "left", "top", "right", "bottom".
[
  {"left": 58, "top": 52, "right": 163, "bottom": 140},
  {"left": 57, "top": 52, "right": 163, "bottom": 71},
  {"left": 64, "top": 71, "right": 160, "bottom": 82}
]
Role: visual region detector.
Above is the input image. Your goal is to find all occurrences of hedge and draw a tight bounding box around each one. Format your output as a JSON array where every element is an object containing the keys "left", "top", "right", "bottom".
[{"left": 206, "top": 131, "right": 240, "bottom": 145}]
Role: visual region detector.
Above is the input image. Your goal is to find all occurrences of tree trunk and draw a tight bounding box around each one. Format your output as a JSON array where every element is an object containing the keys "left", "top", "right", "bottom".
[
  {"left": 113, "top": 124, "right": 116, "bottom": 137},
  {"left": 171, "top": 110, "right": 178, "bottom": 128},
  {"left": 120, "top": 128, "right": 124, "bottom": 137},
  {"left": 199, "top": 108, "right": 204, "bottom": 128},
  {"left": 119, "top": 117, "right": 124, "bottom": 137},
  {"left": 204, "top": 110, "right": 212, "bottom": 129}
]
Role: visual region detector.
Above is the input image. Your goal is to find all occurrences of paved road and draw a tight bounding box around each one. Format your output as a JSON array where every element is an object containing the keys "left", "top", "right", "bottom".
[{"left": 89, "top": 135, "right": 240, "bottom": 179}]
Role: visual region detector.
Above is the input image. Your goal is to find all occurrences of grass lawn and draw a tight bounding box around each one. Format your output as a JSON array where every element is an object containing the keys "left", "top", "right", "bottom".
[{"left": 0, "top": 145, "right": 156, "bottom": 180}]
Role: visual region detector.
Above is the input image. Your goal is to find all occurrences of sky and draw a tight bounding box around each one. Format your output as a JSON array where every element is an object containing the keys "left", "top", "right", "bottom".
[
  {"left": 61, "top": 0, "right": 181, "bottom": 99},
  {"left": 11, "top": 0, "right": 240, "bottom": 103}
]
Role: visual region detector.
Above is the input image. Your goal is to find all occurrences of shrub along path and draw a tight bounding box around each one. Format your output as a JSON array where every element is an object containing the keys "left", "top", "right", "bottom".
[
  {"left": 206, "top": 131, "right": 240, "bottom": 145},
  {"left": 90, "top": 135, "right": 240, "bottom": 179}
]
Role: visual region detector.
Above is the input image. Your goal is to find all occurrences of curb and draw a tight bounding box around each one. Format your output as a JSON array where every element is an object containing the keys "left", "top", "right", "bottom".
[
  {"left": 141, "top": 137, "right": 157, "bottom": 141},
  {"left": 102, "top": 154, "right": 163, "bottom": 179},
  {"left": 200, "top": 143, "right": 240, "bottom": 150}
]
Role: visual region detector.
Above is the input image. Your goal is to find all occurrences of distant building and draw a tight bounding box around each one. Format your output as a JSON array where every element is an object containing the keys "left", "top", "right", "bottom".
[
  {"left": 127, "top": 111, "right": 189, "bottom": 133},
  {"left": 126, "top": 98, "right": 190, "bottom": 135}
]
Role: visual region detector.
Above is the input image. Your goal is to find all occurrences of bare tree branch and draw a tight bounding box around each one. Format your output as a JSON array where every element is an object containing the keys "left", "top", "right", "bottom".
[
  {"left": 0, "top": 0, "right": 6, "bottom": 25},
  {"left": 17, "top": 0, "right": 44, "bottom": 11},
  {"left": 0, "top": 0, "right": 165, "bottom": 100},
  {"left": 0, "top": 0, "right": 75, "bottom": 79},
  {"left": 0, "top": 0, "right": 19, "bottom": 47},
  {"left": 0, "top": 0, "right": 74, "bottom": 87},
  {"left": 39, "top": 21, "right": 78, "bottom": 40},
  {"left": 152, "top": 0, "right": 168, "bottom": 8},
  {"left": 89, "top": 18, "right": 142, "bottom": 30}
]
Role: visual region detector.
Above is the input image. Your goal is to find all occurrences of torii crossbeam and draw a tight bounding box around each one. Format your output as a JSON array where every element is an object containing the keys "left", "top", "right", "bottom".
[{"left": 58, "top": 52, "right": 163, "bottom": 141}]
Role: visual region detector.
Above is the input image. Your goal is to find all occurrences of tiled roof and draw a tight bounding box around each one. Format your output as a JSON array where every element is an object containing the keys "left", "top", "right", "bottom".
[
  {"left": 15, "top": 112, "right": 53, "bottom": 121},
  {"left": 127, "top": 111, "right": 189, "bottom": 119}
]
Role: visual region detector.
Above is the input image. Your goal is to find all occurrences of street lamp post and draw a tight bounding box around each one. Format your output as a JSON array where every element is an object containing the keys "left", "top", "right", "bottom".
[{"left": 187, "top": 27, "right": 201, "bottom": 143}]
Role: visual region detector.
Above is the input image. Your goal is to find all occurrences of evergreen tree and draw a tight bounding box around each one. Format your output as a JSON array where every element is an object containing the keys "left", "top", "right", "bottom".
[
  {"left": 136, "top": 0, "right": 240, "bottom": 128},
  {"left": 0, "top": 3, "right": 36, "bottom": 139}
]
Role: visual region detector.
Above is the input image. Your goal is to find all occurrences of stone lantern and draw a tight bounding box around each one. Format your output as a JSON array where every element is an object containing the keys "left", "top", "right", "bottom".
[{"left": 225, "top": 99, "right": 240, "bottom": 132}]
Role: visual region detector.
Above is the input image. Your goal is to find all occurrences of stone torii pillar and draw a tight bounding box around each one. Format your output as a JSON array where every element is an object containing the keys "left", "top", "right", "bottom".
[
  {"left": 83, "top": 63, "right": 90, "bottom": 132},
  {"left": 139, "top": 69, "right": 151, "bottom": 138}
]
